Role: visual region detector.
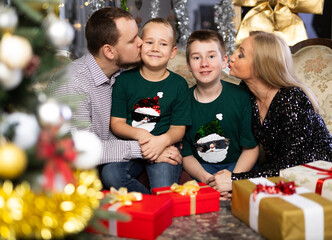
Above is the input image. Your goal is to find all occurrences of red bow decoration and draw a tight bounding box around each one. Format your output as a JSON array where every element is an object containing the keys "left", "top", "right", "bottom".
[
  {"left": 302, "top": 164, "right": 332, "bottom": 195},
  {"left": 252, "top": 180, "right": 296, "bottom": 201},
  {"left": 36, "top": 128, "right": 77, "bottom": 191}
]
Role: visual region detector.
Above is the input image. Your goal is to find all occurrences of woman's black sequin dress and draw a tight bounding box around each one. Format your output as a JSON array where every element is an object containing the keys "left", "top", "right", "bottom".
[{"left": 232, "top": 87, "right": 332, "bottom": 181}]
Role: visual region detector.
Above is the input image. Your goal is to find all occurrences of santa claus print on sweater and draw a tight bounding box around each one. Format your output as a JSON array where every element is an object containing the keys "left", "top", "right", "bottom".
[
  {"left": 193, "top": 114, "right": 229, "bottom": 163},
  {"left": 131, "top": 92, "right": 163, "bottom": 132}
]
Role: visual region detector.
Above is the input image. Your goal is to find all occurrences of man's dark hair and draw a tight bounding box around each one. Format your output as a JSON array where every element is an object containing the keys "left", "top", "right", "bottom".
[{"left": 85, "top": 7, "right": 134, "bottom": 55}]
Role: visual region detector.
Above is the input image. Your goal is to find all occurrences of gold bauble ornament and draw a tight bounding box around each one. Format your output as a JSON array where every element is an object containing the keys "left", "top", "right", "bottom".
[{"left": 0, "top": 142, "right": 27, "bottom": 179}]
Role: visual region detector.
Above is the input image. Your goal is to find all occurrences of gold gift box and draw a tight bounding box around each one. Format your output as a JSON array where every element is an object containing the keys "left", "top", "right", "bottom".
[{"left": 232, "top": 177, "right": 332, "bottom": 240}]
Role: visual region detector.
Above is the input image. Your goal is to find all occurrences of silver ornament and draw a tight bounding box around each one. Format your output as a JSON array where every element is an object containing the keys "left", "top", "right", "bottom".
[
  {"left": 0, "top": 62, "right": 22, "bottom": 90},
  {"left": 172, "top": 0, "right": 190, "bottom": 48},
  {"left": 72, "top": 130, "right": 102, "bottom": 169},
  {"left": 88, "top": 0, "right": 109, "bottom": 12},
  {"left": 37, "top": 99, "right": 72, "bottom": 128},
  {"left": 0, "top": 112, "right": 40, "bottom": 149},
  {"left": 0, "top": 5, "right": 18, "bottom": 31},
  {"left": 46, "top": 20, "right": 75, "bottom": 48},
  {"left": 214, "top": 0, "right": 237, "bottom": 56},
  {"left": 44, "top": 12, "right": 75, "bottom": 48},
  {"left": 150, "top": 0, "right": 160, "bottom": 18}
]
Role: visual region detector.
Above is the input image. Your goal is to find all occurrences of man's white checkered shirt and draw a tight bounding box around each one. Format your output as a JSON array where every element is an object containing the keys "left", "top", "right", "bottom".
[{"left": 47, "top": 53, "right": 142, "bottom": 164}]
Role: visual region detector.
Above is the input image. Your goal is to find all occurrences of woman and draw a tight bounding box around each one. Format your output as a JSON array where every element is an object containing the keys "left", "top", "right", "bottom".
[{"left": 208, "top": 31, "right": 332, "bottom": 197}]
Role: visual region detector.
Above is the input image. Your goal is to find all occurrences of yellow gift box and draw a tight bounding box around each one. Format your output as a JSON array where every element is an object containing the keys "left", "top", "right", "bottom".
[{"left": 232, "top": 177, "right": 332, "bottom": 240}]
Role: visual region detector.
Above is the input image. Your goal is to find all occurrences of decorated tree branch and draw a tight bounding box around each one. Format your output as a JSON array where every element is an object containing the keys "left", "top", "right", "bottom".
[{"left": 0, "top": 1, "right": 128, "bottom": 239}]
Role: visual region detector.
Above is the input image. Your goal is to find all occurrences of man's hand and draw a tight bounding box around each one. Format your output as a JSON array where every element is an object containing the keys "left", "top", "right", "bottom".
[{"left": 148, "top": 145, "right": 182, "bottom": 165}]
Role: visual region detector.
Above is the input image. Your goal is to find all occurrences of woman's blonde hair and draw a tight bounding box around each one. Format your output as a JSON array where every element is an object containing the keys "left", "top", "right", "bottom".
[{"left": 250, "top": 31, "right": 320, "bottom": 113}]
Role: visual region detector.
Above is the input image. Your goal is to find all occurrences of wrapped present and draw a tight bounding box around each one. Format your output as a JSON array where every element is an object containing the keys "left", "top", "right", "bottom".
[
  {"left": 87, "top": 188, "right": 173, "bottom": 240},
  {"left": 280, "top": 160, "right": 332, "bottom": 200},
  {"left": 232, "top": 177, "right": 332, "bottom": 240},
  {"left": 152, "top": 180, "right": 220, "bottom": 217},
  {"left": 233, "top": 0, "right": 324, "bottom": 46}
]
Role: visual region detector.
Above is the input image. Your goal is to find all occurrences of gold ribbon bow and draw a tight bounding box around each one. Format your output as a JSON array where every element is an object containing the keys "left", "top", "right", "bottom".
[
  {"left": 233, "top": 0, "right": 324, "bottom": 46},
  {"left": 109, "top": 187, "right": 143, "bottom": 206},
  {"left": 170, "top": 180, "right": 201, "bottom": 196}
]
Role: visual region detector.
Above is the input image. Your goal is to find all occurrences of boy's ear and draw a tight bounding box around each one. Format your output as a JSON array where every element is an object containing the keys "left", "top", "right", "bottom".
[
  {"left": 169, "top": 46, "right": 178, "bottom": 59},
  {"left": 221, "top": 54, "right": 228, "bottom": 69},
  {"left": 102, "top": 44, "right": 115, "bottom": 60},
  {"left": 187, "top": 62, "right": 192, "bottom": 72}
]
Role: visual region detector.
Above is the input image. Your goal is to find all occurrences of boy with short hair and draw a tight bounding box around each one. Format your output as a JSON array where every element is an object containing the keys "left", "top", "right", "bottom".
[
  {"left": 182, "top": 29, "right": 259, "bottom": 189},
  {"left": 110, "top": 18, "right": 191, "bottom": 191}
]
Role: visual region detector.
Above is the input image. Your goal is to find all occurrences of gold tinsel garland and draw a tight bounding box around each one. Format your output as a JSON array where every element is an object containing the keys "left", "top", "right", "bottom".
[{"left": 0, "top": 170, "right": 103, "bottom": 240}]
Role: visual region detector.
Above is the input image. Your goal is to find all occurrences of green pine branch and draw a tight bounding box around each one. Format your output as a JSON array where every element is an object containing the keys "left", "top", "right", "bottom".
[{"left": 11, "top": 0, "right": 45, "bottom": 23}]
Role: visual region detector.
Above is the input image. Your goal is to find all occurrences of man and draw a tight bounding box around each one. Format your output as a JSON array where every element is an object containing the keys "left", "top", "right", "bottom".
[{"left": 48, "top": 7, "right": 182, "bottom": 194}]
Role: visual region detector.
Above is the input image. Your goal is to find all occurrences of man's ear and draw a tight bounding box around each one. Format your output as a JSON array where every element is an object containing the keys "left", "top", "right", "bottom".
[
  {"left": 102, "top": 44, "right": 115, "bottom": 60},
  {"left": 169, "top": 46, "right": 178, "bottom": 59}
]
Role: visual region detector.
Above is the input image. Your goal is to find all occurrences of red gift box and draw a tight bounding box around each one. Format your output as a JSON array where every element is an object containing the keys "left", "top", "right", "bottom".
[
  {"left": 87, "top": 193, "right": 172, "bottom": 240},
  {"left": 152, "top": 182, "right": 220, "bottom": 217}
]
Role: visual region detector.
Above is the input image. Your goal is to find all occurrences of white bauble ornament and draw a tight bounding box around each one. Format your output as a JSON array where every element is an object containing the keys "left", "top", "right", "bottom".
[
  {"left": 0, "top": 5, "right": 18, "bottom": 31},
  {"left": 0, "top": 112, "right": 40, "bottom": 149},
  {"left": 0, "top": 62, "right": 22, "bottom": 90},
  {"left": 59, "top": 103, "right": 72, "bottom": 122},
  {"left": 37, "top": 99, "right": 62, "bottom": 126},
  {"left": 37, "top": 99, "right": 72, "bottom": 127},
  {"left": 0, "top": 34, "right": 33, "bottom": 69},
  {"left": 46, "top": 19, "right": 74, "bottom": 48},
  {"left": 72, "top": 131, "right": 102, "bottom": 169}
]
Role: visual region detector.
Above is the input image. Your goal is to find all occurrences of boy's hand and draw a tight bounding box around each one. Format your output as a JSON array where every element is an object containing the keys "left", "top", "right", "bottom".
[
  {"left": 135, "top": 128, "right": 153, "bottom": 143},
  {"left": 207, "top": 171, "right": 232, "bottom": 200},
  {"left": 139, "top": 135, "right": 167, "bottom": 161},
  {"left": 219, "top": 191, "right": 232, "bottom": 201},
  {"left": 150, "top": 145, "right": 182, "bottom": 165},
  {"left": 207, "top": 170, "right": 232, "bottom": 192}
]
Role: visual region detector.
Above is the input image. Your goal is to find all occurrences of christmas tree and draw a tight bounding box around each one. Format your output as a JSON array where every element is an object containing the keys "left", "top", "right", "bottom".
[{"left": 0, "top": 1, "right": 128, "bottom": 239}]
